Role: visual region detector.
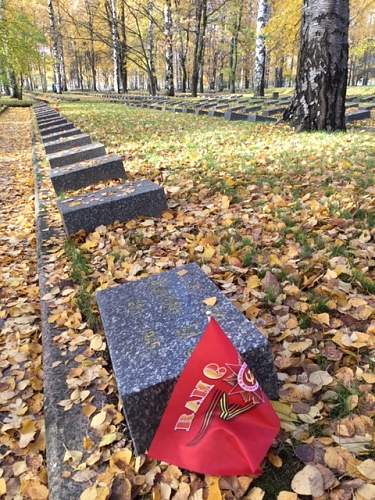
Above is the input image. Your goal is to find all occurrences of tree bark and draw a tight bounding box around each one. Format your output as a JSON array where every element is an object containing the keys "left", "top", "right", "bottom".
[
  {"left": 107, "top": 0, "right": 121, "bottom": 92},
  {"left": 119, "top": 0, "right": 128, "bottom": 93},
  {"left": 146, "top": 1, "right": 157, "bottom": 95},
  {"left": 164, "top": 0, "right": 175, "bottom": 96},
  {"left": 47, "top": 0, "right": 62, "bottom": 93},
  {"left": 254, "top": 0, "right": 268, "bottom": 96},
  {"left": 284, "top": 0, "right": 349, "bottom": 131},
  {"left": 229, "top": 0, "right": 243, "bottom": 93},
  {"left": 84, "top": 0, "right": 97, "bottom": 91},
  {"left": 191, "top": 0, "right": 207, "bottom": 97}
]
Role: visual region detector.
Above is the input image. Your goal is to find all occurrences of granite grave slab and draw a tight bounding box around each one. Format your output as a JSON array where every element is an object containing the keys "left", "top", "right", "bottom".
[
  {"left": 96, "top": 262, "right": 278, "bottom": 454},
  {"left": 42, "top": 128, "right": 83, "bottom": 144},
  {"left": 47, "top": 143, "right": 106, "bottom": 168},
  {"left": 40, "top": 122, "right": 75, "bottom": 137},
  {"left": 39, "top": 118, "right": 69, "bottom": 130},
  {"left": 44, "top": 133, "right": 92, "bottom": 154},
  {"left": 346, "top": 109, "right": 371, "bottom": 122},
  {"left": 50, "top": 153, "right": 126, "bottom": 194},
  {"left": 57, "top": 179, "right": 167, "bottom": 235}
]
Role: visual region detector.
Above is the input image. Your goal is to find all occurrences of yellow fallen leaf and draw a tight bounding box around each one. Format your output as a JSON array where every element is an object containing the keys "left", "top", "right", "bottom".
[
  {"left": 247, "top": 275, "right": 261, "bottom": 289},
  {"left": 357, "top": 459, "right": 375, "bottom": 481},
  {"left": 271, "top": 401, "right": 298, "bottom": 422},
  {"left": 203, "top": 244, "right": 216, "bottom": 261},
  {"left": 20, "top": 479, "right": 48, "bottom": 500},
  {"left": 277, "top": 493, "right": 297, "bottom": 500},
  {"left": 99, "top": 432, "right": 118, "bottom": 447},
  {"left": 90, "top": 335, "right": 103, "bottom": 351},
  {"left": 221, "top": 195, "right": 230, "bottom": 209},
  {"left": 287, "top": 338, "right": 313, "bottom": 352},
  {"left": 110, "top": 448, "right": 132, "bottom": 471},
  {"left": 206, "top": 476, "right": 221, "bottom": 500},
  {"left": 355, "top": 484, "right": 375, "bottom": 500},
  {"left": 203, "top": 297, "right": 217, "bottom": 307},
  {"left": 291, "top": 465, "right": 324, "bottom": 497},
  {"left": 80, "top": 486, "right": 97, "bottom": 500},
  {"left": 248, "top": 487, "right": 265, "bottom": 500},
  {"left": 362, "top": 372, "right": 375, "bottom": 384},
  {"left": 91, "top": 410, "right": 107, "bottom": 429},
  {"left": 312, "top": 313, "right": 330, "bottom": 326},
  {"left": 309, "top": 370, "right": 333, "bottom": 387},
  {"left": 0, "top": 478, "right": 6, "bottom": 496}
]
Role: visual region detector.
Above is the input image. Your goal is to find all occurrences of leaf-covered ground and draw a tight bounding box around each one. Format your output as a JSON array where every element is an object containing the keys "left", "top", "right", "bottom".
[
  {"left": 3, "top": 101, "right": 374, "bottom": 499},
  {"left": 0, "top": 108, "right": 47, "bottom": 498},
  {"left": 51, "top": 102, "right": 374, "bottom": 499}
]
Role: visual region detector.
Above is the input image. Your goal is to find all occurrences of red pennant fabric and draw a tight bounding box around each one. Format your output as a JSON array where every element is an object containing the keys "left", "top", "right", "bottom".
[{"left": 148, "top": 318, "right": 280, "bottom": 476}]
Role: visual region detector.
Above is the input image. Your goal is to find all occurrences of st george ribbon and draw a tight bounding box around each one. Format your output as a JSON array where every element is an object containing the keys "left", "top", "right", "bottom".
[{"left": 148, "top": 318, "right": 280, "bottom": 476}]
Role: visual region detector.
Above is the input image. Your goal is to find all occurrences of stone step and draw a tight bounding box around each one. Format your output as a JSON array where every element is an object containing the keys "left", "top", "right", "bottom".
[
  {"left": 44, "top": 133, "right": 92, "bottom": 154},
  {"left": 39, "top": 117, "right": 68, "bottom": 129},
  {"left": 57, "top": 180, "right": 167, "bottom": 235},
  {"left": 48, "top": 142, "right": 106, "bottom": 168},
  {"left": 42, "top": 128, "right": 83, "bottom": 144},
  {"left": 50, "top": 154, "right": 126, "bottom": 194},
  {"left": 96, "top": 262, "right": 278, "bottom": 454},
  {"left": 40, "top": 122, "right": 75, "bottom": 137}
]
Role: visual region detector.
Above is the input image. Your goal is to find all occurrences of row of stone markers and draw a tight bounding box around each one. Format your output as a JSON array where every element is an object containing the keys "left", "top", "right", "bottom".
[
  {"left": 33, "top": 99, "right": 279, "bottom": 481},
  {"left": 34, "top": 103, "right": 167, "bottom": 235},
  {"left": 80, "top": 91, "right": 374, "bottom": 124}
]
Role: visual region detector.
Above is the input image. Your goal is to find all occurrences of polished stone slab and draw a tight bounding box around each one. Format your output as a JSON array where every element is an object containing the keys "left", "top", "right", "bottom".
[
  {"left": 57, "top": 179, "right": 167, "bottom": 235},
  {"left": 39, "top": 118, "right": 69, "bottom": 130},
  {"left": 96, "top": 262, "right": 278, "bottom": 454},
  {"left": 44, "top": 134, "right": 92, "bottom": 154},
  {"left": 42, "top": 128, "right": 83, "bottom": 144},
  {"left": 50, "top": 154, "right": 126, "bottom": 194},
  {"left": 346, "top": 109, "right": 371, "bottom": 123},
  {"left": 47, "top": 143, "right": 106, "bottom": 168},
  {"left": 40, "top": 122, "right": 75, "bottom": 137}
]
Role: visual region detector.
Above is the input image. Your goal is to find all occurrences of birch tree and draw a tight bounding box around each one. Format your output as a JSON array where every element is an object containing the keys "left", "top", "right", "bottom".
[
  {"left": 284, "top": 0, "right": 350, "bottom": 131},
  {"left": 47, "top": 0, "right": 62, "bottom": 93},
  {"left": 146, "top": 1, "right": 157, "bottom": 95},
  {"left": 164, "top": 0, "right": 174, "bottom": 96},
  {"left": 254, "top": 0, "right": 268, "bottom": 96}
]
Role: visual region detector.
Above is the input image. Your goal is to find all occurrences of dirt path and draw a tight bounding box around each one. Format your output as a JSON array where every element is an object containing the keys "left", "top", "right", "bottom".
[{"left": 0, "top": 108, "right": 47, "bottom": 499}]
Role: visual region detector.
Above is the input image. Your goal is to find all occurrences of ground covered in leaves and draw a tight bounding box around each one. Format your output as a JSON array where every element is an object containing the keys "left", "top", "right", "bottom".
[
  {"left": 3, "top": 100, "right": 374, "bottom": 499},
  {"left": 47, "top": 101, "right": 374, "bottom": 499},
  {"left": 0, "top": 108, "right": 47, "bottom": 498}
]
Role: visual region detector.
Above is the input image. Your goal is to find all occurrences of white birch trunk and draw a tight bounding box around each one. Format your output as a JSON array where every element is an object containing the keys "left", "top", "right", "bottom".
[
  {"left": 254, "top": 0, "right": 268, "bottom": 96},
  {"left": 284, "top": 0, "right": 349, "bottom": 131},
  {"left": 164, "top": 0, "right": 174, "bottom": 96},
  {"left": 109, "top": 0, "right": 120, "bottom": 93},
  {"left": 47, "top": 0, "right": 62, "bottom": 93}
]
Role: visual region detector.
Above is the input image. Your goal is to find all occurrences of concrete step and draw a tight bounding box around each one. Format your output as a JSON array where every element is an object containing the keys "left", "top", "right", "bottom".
[{"left": 57, "top": 180, "right": 167, "bottom": 235}]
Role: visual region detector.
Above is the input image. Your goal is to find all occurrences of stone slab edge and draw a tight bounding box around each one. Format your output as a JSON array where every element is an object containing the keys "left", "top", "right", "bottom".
[{"left": 32, "top": 115, "right": 111, "bottom": 500}]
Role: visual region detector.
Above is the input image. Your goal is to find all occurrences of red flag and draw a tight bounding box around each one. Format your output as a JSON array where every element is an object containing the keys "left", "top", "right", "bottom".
[{"left": 148, "top": 318, "right": 280, "bottom": 476}]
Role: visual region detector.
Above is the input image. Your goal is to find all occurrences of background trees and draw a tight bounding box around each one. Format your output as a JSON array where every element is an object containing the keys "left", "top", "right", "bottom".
[{"left": 0, "top": 0, "right": 373, "bottom": 96}]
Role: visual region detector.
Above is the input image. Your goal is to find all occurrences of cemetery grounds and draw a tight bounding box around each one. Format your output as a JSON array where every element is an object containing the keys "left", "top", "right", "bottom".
[{"left": 0, "top": 92, "right": 374, "bottom": 499}]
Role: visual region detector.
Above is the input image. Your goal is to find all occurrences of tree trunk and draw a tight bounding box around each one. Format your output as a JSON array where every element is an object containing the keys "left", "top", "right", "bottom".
[
  {"left": 229, "top": 0, "right": 243, "bottom": 93},
  {"left": 119, "top": 0, "right": 128, "bottom": 93},
  {"left": 146, "top": 1, "right": 157, "bottom": 95},
  {"left": 284, "top": 0, "right": 349, "bottom": 131},
  {"left": 164, "top": 0, "right": 174, "bottom": 96},
  {"left": 84, "top": 0, "right": 97, "bottom": 91},
  {"left": 191, "top": 0, "right": 207, "bottom": 97},
  {"left": 254, "top": 0, "right": 268, "bottom": 96},
  {"left": 198, "top": 1, "right": 208, "bottom": 94},
  {"left": 48, "top": 0, "right": 62, "bottom": 93},
  {"left": 108, "top": 0, "right": 121, "bottom": 92}
]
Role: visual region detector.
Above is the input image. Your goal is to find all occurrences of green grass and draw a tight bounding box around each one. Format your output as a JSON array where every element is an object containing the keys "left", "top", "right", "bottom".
[{"left": 0, "top": 97, "right": 33, "bottom": 107}]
